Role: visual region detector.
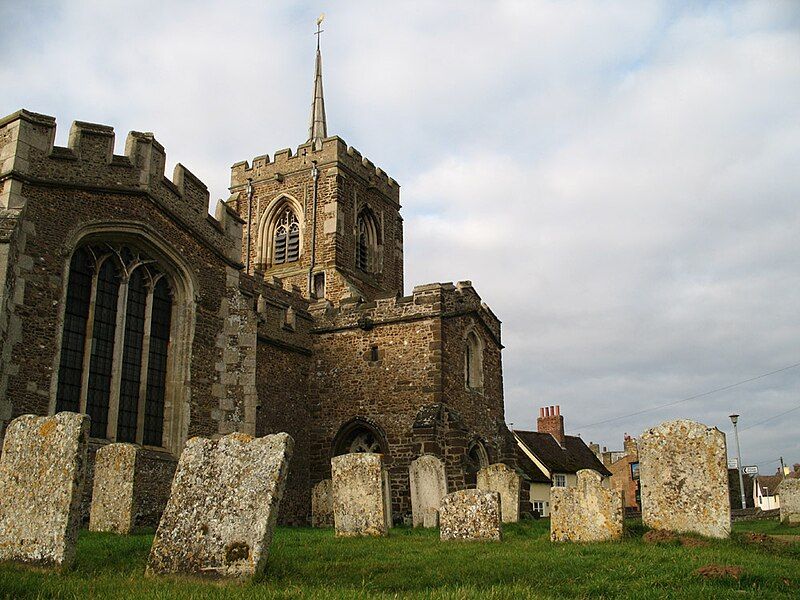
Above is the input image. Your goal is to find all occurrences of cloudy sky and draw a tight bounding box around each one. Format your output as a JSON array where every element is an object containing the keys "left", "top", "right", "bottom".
[{"left": 2, "top": 1, "right": 799, "bottom": 473}]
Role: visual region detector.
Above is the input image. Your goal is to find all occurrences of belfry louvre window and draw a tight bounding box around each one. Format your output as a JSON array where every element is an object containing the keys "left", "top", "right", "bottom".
[
  {"left": 55, "top": 244, "right": 174, "bottom": 445},
  {"left": 273, "top": 207, "right": 300, "bottom": 265},
  {"left": 356, "top": 209, "right": 380, "bottom": 273}
]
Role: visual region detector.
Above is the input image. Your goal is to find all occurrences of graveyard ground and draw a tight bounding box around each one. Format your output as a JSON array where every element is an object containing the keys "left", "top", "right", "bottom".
[{"left": 0, "top": 519, "right": 798, "bottom": 599}]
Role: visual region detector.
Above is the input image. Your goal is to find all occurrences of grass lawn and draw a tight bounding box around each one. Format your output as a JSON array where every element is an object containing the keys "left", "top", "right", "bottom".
[{"left": 0, "top": 519, "right": 798, "bottom": 599}]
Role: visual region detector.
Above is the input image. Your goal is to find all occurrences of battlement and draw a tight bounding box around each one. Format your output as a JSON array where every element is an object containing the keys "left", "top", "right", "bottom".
[
  {"left": 0, "top": 109, "right": 241, "bottom": 264},
  {"left": 309, "top": 280, "right": 501, "bottom": 343},
  {"left": 230, "top": 136, "right": 399, "bottom": 203}
]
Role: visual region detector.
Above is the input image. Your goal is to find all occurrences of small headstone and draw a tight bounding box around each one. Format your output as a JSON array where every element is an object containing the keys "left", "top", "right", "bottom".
[
  {"left": 0, "top": 412, "right": 89, "bottom": 569},
  {"left": 777, "top": 478, "right": 800, "bottom": 524},
  {"left": 409, "top": 455, "right": 447, "bottom": 527},
  {"left": 550, "top": 469, "right": 623, "bottom": 542},
  {"left": 331, "top": 453, "right": 390, "bottom": 537},
  {"left": 477, "top": 463, "right": 521, "bottom": 523},
  {"left": 89, "top": 443, "right": 138, "bottom": 534},
  {"left": 439, "top": 489, "right": 502, "bottom": 541},
  {"left": 311, "top": 479, "right": 333, "bottom": 527},
  {"left": 639, "top": 419, "right": 730, "bottom": 539},
  {"left": 146, "top": 432, "right": 293, "bottom": 579}
]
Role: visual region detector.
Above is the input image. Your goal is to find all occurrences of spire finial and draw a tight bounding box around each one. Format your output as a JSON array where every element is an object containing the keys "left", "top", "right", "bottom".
[{"left": 308, "top": 14, "right": 327, "bottom": 149}]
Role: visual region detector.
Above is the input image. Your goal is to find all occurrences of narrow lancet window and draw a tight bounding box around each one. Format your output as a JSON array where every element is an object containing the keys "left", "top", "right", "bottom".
[
  {"left": 117, "top": 267, "right": 147, "bottom": 443},
  {"left": 55, "top": 247, "right": 93, "bottom": 413},
  {"left": 143, "top": 277, "right": 172, "bottom": 447}
]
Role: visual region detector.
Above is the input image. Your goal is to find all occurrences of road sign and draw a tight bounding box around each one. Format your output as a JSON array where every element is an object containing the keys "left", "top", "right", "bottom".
[
  {"left": 728, "top": 458, "right": 739, "bottom": 469},
  {"left": 743, "top": 465, "right": 759, "bottom": 475}
]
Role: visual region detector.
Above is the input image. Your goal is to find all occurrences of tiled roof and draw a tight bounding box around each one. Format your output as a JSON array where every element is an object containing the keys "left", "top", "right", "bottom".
[
  {"left": 514, "top": 444, "right": 551, "bottom": 483},
  {"left": 514, "top": 430, "right": 612, "bottom": 477},
  {"left": 757, "top": 474, "right": 784, "bottom": 496}
]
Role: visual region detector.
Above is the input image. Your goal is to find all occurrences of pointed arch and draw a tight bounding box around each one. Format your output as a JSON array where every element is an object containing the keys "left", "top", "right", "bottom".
[
  {"left": 464, "top": 326, "right": 484, "bottom": 391},
  {"left": 257, "top": 194, "right": 304, "bottom": 269},
  {"left": 356, "top": 206, "right": 382, "bottom": 274}
]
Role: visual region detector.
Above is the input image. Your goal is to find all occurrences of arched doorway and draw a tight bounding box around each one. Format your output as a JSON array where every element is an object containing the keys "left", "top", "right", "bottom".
[{"left": 464, "top": 439, "right": 490, "bottom": 487}]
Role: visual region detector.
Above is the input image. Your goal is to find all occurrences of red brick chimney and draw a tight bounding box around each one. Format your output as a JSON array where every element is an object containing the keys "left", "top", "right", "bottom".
[{"left": 537, "top": 405, "right": 565, "bottom": 447}]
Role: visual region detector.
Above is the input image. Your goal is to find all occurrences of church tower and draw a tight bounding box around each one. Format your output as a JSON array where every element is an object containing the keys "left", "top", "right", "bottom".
[{"left": 228, "top": 19, "right": 404, "bottom": 301}]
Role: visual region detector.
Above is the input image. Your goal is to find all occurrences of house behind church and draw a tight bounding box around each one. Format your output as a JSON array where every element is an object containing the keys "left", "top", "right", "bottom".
[{"left": 514, "top": 405, "right": 610, "bottom": 516}]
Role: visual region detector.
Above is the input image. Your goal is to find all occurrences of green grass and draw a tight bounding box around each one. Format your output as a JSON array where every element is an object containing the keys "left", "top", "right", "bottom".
[{"left": 1, "top": 520, "right": 798, "bottom": 599}]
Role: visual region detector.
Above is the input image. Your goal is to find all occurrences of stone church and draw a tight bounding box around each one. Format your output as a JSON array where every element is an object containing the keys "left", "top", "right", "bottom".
[{"left": 0, "top": 42, "right": 523, "bottom": 524}]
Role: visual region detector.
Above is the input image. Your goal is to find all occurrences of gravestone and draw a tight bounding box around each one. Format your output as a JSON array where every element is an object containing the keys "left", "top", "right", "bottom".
[
  {"left": 147, "top": 432, "right": 293, "bottom": 579},
  {"left": 777, "top": 478, "right": 800, "bottom": 524},
  {"left": 409, "top": 455, "right": 447, "bottom": 527},
  {"left": 331, "top": 453, "right": 390, "bottom": 537},
  {"left": 477, "top": 463, "right": 521, "bottom": 523},
  {"left": 439, "top": 489, "right": 501, "bottom": 541},
  {"left": 89, "top": 443, "right": 138, "bottom": 534},
  {"left": 311, "top": 479, "right": 333, "bottom": 527},
  {"left": 639, "top": 419, "right": 730, "bottom": 539},
  {"left": 550, "top": 469, "right": 623, "bottom": 542},
  {"left": 0, "top": 412, "right": 89, "bottom": 569}
]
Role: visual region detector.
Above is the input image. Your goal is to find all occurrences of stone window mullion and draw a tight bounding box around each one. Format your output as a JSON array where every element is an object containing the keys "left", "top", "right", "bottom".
[
  {"left": 135, "top": 282, "right": 155, "bottom": 445},
  {"left": 105, "top": 273, "right": 130, "bottom": 441}
]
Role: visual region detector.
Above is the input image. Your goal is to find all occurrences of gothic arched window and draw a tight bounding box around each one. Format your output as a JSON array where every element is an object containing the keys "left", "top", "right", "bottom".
[
  {"left": 273, "top": 207, "right": 300, "bottom": 265},
  {"left": 356, "top": 208, "right": 381, "bottom": 273},
  {"left": 55, "top": 244, "right": 174, "bottom": 446},
  {"left": 465, "top": 330, "right": 484, "bottom": 391}
]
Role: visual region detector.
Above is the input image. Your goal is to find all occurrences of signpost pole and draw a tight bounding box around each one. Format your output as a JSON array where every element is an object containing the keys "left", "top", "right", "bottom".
[{"left": 729, "top": 414, "right": 747, "bottom": 510}]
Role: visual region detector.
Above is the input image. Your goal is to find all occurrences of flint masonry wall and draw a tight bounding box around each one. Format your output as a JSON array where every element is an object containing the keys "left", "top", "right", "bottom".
[
  {"left": 0, "top": 110, "right": 310, "bottom": 524},
  {"left": 308, "top": 281, "right": 514, "bottom": 518},
  {"left": 228, "top": 137, "right": 404, "bottom": 302}
]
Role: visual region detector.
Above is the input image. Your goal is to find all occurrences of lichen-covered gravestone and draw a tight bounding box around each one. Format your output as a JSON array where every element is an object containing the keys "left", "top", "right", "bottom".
[
  {"left": 0, "top": 412, "right": 89, "bottom": 569},
  {"left": 439, "top": 489, "right": 501, "bottom": 541},
  {"left": 477, "top": 463, "right": 521, "bottom": 523},
  {"left": 146, "top": 432, "right": 293, "bottom": 579},
  {"left": 409, "top": 455, "right": 447, "bottom": 527},
  {"left": 777, "top": 478, "right": 800, "bottom": 524},
  {"left": 331, "top": 453, "right": 390, "bottom": 537},
  {"left": 311, "top": 479, "right": 333, "bottom": 527},
  {"left": 89, "top": 443, "right": 139, "bottom": 534},
  {"left": 639, "top": 419, "right": 730, "bottom": 539},
  {"left": 551, "top": 469, "right": 623, "bottom": 542}
]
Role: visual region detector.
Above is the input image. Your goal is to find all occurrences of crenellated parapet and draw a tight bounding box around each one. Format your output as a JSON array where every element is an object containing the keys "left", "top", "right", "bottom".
[
  {"left": 0, "top": 109, "right": 242, "bottom": 264},
  {"left": 230, "top": 136, "right": 399, "bottom": 203},
  {"left": 309, "top": 280, "right": 501, "bottom": 344}
]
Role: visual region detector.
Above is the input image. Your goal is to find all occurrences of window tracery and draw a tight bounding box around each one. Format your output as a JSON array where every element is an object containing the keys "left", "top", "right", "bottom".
[
  {"left": 55, "top": 243, "right": 174, "bottom": 446},
  {"left": 273, "top": 207, "right": 300, "bottom": 265}
]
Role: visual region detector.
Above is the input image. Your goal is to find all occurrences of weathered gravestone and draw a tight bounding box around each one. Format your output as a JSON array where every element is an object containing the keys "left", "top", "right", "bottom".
[
  {"left": 409, "top": 454, "right": 447, "bottom": 527},
  {"left": 439, "top": 489, "right": 501, "bottom": 541},
  {"left": 89, "top": 443, "right": 138, "bottom": 534},
  {"left": 639, "top": 419, "right": 730, "bottom": 539},
  {"left": 311, "top": 479, "right": 333, "bottom": 527},
  {"left": 777, "top": 478, "right": 800, "bottom": 524},
  {"left": 147, "top": 432, "right": 293, "bottom": 579},
  {"left": 550, "top": 469, "right": 623, "bottom": 542},
  {"left": 477, "top": 463, "right": 521, "bottom": 523},
  {"left": 331, "top": 453, "right": 391, "bottom": 537},
  {"left": 0, "top": 412, "right": 89, "bottom": 569}
]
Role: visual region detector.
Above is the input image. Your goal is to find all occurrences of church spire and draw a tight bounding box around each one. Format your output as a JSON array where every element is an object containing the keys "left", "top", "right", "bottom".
[{"left": 308, "top": 14, "right": 327, "bottom": 148}]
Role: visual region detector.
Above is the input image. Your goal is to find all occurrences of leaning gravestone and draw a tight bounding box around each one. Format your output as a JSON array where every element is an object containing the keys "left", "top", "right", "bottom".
[
  {"left": 439, "top": 489, "right": 501, "bottom": 541},
  {"left": 331, "top": 453, "right": 390, "bottom": 537},
  {"left": 777, "top": 478, "right": 800, "bottom": 524},
  {"left": 147, "top": 432, "right": 293, "bottom": 579},
  {"left": 551, "top": 469, "right": 623, "bottom": 542},
  {"left": 477, "top": 463, "right": 521, "bottom": 523},
  {"left": 0, "top": 412, "right": 89, "bottom": 569},
  {"left": 409, "top": 454, "right": 447, "bottom": 527},
  {"left": 89, "top": 443, "right": 138, "bottom": 534},
  {"left": 311, "top": 479, "right": 333, "bottom": 527},
  {"left": 639, "top": 419, "right": 730, "bottom": 539}
]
